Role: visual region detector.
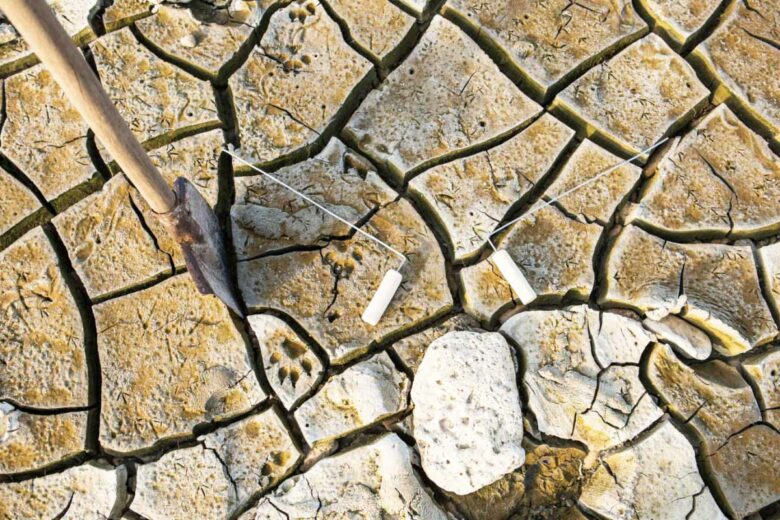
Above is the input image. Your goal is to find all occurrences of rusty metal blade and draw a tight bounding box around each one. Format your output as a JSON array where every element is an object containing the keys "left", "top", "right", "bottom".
[{"left": 158, "top": 177, "right": 244, "bottom": 317}]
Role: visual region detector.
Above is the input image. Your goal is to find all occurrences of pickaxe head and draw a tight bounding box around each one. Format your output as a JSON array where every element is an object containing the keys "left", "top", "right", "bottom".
[{"left": 158, "top": 177, "right": 244, "bottom": 317}]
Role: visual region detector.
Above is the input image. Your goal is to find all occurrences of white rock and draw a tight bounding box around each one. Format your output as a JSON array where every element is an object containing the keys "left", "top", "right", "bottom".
[
  {"left": 580, "top": 418, "right": 727, "bottom": 520},
  {"left": 295, "top": 352, "right": 409, "bottom": 445},
  {"left": 411, "top": 331, "right": 524, "bottom": 495},
  {"left": 643, "top": 315, "right": 713, "bottom": 360},
  {"left": 240, "top": 434, "right": 449, "bottom": 519}
]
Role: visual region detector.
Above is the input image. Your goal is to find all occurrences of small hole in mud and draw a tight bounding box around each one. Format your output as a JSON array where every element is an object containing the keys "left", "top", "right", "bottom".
[
  {"left": 327, "top": 312, "right": 339, "bottom": 322},
  {"left": 409, "top": 68, "right": 414, "bottom": 75},
  {"left": 479, "top": 121, "right": 486, "bottom": 127}
]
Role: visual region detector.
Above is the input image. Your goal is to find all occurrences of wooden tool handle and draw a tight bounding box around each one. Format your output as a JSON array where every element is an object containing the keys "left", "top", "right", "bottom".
[{"left": 1, "top": 0, "right": 176, "bottom": 213}]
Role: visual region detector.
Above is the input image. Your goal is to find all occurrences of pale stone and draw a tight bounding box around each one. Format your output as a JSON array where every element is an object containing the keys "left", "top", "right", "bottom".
[
  {"left": 90, "top": 28, "right": 220, "bottom": 145},
  {"left": 553, "top": 34, "right": 709, "bottom": 160},
  {"left": 0, "top": 167, "right": 40, "bottom": 236},
  {"left": 708, "top": 424, "right": 780, "bottom": 518},
  {"left": 248, "top": 314, "right": 324, "bottom": 409},
  {"left": 409, "top": 114, "right": 574, "bottom": 260},
  {"left": 647, "top": 342, "right": 761, "bottom": 453},
  {"left": 324, "top": 0, "right": 416, "bottom": 63},
  {"left": 690, "top": 0, "right": 780, "bottom": 141},
  {"left": 502, "top": 306, "right": 662, "bottom": 452},
  {"left": 1, "top": 66, "right": 93, "bottom": 200},
  {"left": 231, "top": 138, "right": 395, "bottom": 260},
  {"left": 0, "top": 0, "right": 95, "bottom": 75},
  {"left": 642, "top": 315, "right": 712, "bottom": 360},
  {"left": 411, "top": 331, "right": 524, "bottom": 495},
  {"left": 53, "top": 175, "right": 173, "bottom": 300},
  {"left": 630, "top": 105, "right": 780, "bottom": 238},
  {"left": 103, "top": 0, "right": 154, "bottom": 32},
  {"left": 546, "top": 140, "right": 642, "bottom": 224},
  {"left": 240, "top": 434, "right": 449, "bottom": 519},
  {"left": 636, "top": 0, "right": 722, "bottom": 46},
  {"left": 442, "top": 0, "right": 647, "bottom": 97},
  {"left": 295, "top": 352, "right": 408, "bottom": 445},
  {"left": 136, "top": 2, "right": 261, "bottom": 77},
  {"left": 0, "top": 403, "right": 86, "bottom": 475},
  {"left": 460, "top": 205, "right": 601, "bottom": 322},
  {"left": 230, "top": 1, "right": 373, "bottom": 163},
  {"left": 601, "top": 225, "right": 777, "bottom": 354},
  {"left": 0, "top": 228, "right": 88, "bottom": 409},
  {"left": 238, "top": 198, "right": 453, "bottom": 364},
  {"left": 94, "top": 274, "right": 265, "bottom": 454},
  {"left": 580, "top": 419, "right": 726, "bottom": 520},
  {"left": 343, "top": 16, "right": 541, "bottom": 182},
  {"left": 742, "top": 348, "right": 780, "bottom": 427},
  {"left": 0, "top": 463, "right": 127, "bottom": 519},
  {"left": 392, "top": 314, "right": 481, "bottom": 373},
  {"left": 133, "top": 408, "right": 300, "bottom": 519},
  {"left": 446, "top": 440, "right": 586, "bottom": 520},
  {"left": 571, "top": 365, "right": 663, "bottom": 453}
]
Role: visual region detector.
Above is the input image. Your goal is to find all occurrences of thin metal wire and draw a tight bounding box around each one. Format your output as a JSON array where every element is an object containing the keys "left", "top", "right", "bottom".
[
  {"left": 224, "top": 149, "right": 408, "bottom": 270},
  {"left": 487, "top": 137, "right": 670, "bottom": 250}
]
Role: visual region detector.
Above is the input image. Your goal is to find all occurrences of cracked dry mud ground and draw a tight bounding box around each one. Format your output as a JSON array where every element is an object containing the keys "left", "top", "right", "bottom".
[{"left": 1, "top": 0, "right": 779, "bottom": 518}]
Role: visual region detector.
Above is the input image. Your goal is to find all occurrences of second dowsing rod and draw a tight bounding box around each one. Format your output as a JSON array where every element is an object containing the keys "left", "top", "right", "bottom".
[
  {"left": 486, "top": 137, "right": 670, "bottom": 305},
  {"left": 225, "top": 138, "right": 668, "bottom": 326},
  {"left": 224, "top": 148, "right": 407, "bottom": 326}
]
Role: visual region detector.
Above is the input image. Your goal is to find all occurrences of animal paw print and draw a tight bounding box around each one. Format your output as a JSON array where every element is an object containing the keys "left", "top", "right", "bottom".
[{"left": 269, "top": 337, "right": 316, "bottom": 388}]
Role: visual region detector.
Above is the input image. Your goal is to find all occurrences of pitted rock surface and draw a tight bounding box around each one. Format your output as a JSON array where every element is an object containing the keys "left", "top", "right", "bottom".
[{"left": 411, "top": 331, "right": 524, "bottom": 495}]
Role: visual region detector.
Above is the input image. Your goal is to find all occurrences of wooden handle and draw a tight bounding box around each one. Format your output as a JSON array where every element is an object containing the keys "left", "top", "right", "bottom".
[{"left": 1, "top": 0, "right": 176, "bottom": 213}]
